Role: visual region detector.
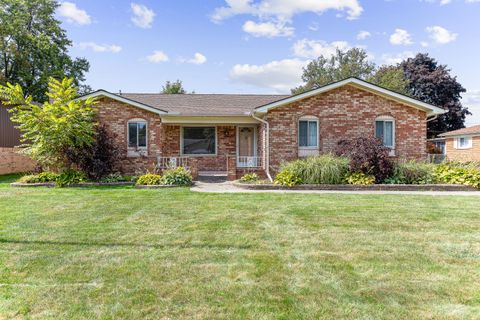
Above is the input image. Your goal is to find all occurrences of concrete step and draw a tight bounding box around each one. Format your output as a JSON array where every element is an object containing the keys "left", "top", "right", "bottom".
[{"left": 197, "top": 171, "right": 228, "bottom": 183}]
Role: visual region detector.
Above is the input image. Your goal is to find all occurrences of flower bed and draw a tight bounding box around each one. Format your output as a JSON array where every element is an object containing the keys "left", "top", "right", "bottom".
[{"left": 11, "top": 181, "right": 134, "bottom": 188}]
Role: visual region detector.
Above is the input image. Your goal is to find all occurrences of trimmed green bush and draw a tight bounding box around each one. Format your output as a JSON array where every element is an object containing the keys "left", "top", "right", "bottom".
[
  {"left": 137, "top": 174, "right": 163, "bottom": 186},
  {"left": 240, "top": 173, "right": 259, "bottom": 183},
  {"left": 279, "top": 154, "right": 349, "bottom": 185},
  {"left": 345, "top": 172, "right": 375, "bottom": 185},
  {"left": 434, "top": 163, "right": 480, "bottom": 189},
  {"left": 161, "top": 167, "right": 193, "bottom": 186},
  {"left": 386, "top": 161, "right": 436, "bottom": 184},
  {"left": 274, "top": 169, "right": 302, "bottom": 187},
  {"left": 18, "top": 172, "right": 59, "bottom": 184},
  {"left": 56, "top": 169, "right": 87, "bottom": 186}
]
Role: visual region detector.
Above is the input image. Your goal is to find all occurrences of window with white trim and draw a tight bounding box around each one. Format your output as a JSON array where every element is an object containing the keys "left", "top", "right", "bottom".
[
  {"left": 455, "top": 136, "right": 472, "bottom": 149},
  {"left": 298, "top": 118, "right": 318, "bottom": 148},
  {"left": 128, "top": 120, "right": 147, "bottom": 149},
  {"left": 375, "top": 118, "right": 395, "bottom": 148},
  {"left": 182, "top": 127, "right": 216, "bottom": 155}
]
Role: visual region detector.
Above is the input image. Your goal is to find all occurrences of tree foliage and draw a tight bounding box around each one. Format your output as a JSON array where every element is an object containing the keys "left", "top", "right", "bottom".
[
  {"left": 368, "top": 65, "right": 409, "bottom": 95},
  {"left": 0, "top": 77, "right": 97, "bottom": 169},
  {"left": 400, "top": 53, "right": 469, "bottom": 137},
  {"left": 161, "top": 80, "right": 187, "bottom": 94},
  {"left": 0, "top": 0, "right": 90, "bottom": 102},
  {"left": 334, "top": 137, "right": 394, "bottom": 183},
  {"left": 66, "top": 125, "right": 121, "bottom": 181},
  {"left": 292, "top": 48, "right": 375, "bottom": 94}
]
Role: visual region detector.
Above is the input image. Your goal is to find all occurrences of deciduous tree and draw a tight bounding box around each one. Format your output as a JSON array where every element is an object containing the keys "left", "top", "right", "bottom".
[{"left": 0, "top": 0, "right": 90, "bottom": 102}]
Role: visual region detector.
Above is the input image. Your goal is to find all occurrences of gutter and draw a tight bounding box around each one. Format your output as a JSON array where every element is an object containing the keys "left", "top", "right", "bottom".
[{"left": 250, "top": 112, "right": 273, "bottom": 182}]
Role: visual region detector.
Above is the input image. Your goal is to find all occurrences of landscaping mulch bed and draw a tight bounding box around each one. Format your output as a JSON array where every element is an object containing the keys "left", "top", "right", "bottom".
[
  {"left": 11, "top": 182, "right": 135, "bottom": 188},
  {"left": 134, "top": 184, "right": 178, "bottom": 189},
  {"left": 233, "top": 182, "right": 478, "bottom": 192}
]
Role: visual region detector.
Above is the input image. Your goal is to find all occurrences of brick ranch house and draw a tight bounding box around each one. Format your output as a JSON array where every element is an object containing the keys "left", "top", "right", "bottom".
[
  {"left": 437, "top": 125, "right": 480, "bottom": 162},
  {"left": 78, "top": 78, "right": 444, "bottom": 180}
]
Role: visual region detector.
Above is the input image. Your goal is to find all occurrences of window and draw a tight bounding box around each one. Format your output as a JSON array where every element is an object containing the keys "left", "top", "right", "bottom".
[
  {"left": 182, "top": 127, "right": 216, "bottom": 155},
  {"left": 455, "top": 136, "right": 472, "bottom": 149},
  {"left": 375, "top": 119, "right": 394, "bottom": 148},
  {"left": 128, "top": 120, "right": 147, "bottom": 149},
  {"left": 299, "top": 119, "right": 318, "bottom": 148}
]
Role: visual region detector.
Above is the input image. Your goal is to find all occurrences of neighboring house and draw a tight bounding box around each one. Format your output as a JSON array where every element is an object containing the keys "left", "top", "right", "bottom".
[
  {"left": 0, "top": 103, "right": 36, "bottom": 174},
  {"left": 439, "top": 125, "right": 480, "bottom": 162},
  {"left": 79, "top": 78, "right": 445, "bottom": 180}
]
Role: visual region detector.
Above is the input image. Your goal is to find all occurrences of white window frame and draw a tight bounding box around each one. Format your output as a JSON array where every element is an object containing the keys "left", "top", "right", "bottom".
[
  {"left": 375, "top": 116, "right": 396, "bottom": 149},
  {"left": 454, "top": 136, "right": 472, "bottom": 149},
  {"left": 298, "top": 116, "right": 319, "bottom": 150},
  {"left": 180, "top": 126, "right": 218, "bottom": 157},
  {"left": 127, "top": 119, "right": 148, "bottom": 157}
]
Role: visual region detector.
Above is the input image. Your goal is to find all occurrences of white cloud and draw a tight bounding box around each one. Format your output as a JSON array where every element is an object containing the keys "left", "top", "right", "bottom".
[
  {"left": 357, "top": 30, "right": 371, "bottom": 40},
  {"left": 211, "top": 0, "right": 363, "bottom": 22},
  {"left": 426, "top": 26, "right": 458, "bottom": 44},
  {"left": 57, "top": 2, "right": 91, "bottom": 25},
  {"left": 462, "top": 90, "right": 480, "bottom": 125},
  {"left": 77, "top": 42, "right": 122, "bottom": 53},
  {"left": 230, "top": 59, "right": 306, "bottom": 93},
  {"left": 147, "top": 51, "right": 169, "bottom": 63},
  {"left": 389, "top": 29, "right": 413, "bottom": 45},
  {"left": 184, "top": 53, "right": 207, "bottom": 65},
  {"left": 381, "top": 51, "right": 415, "bottom": 65},
  {"left": 242, "top": 20, "right": 294, "bottom": 37},
  {"left": 131, "top": 3, "right": 155, "bottom": 28},
  {"left": 292, "top": 39, "right": 350, "bottom": 59}
]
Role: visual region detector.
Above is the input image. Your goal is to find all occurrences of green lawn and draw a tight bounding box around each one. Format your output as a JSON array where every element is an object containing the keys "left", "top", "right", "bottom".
[{"left": 0, "top": 174, "right": 479, "bottom": 319}]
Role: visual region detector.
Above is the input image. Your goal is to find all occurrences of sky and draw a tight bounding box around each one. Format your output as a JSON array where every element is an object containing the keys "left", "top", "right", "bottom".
[{"left": 58, "top": 0, "right": 480, "bottom": 125}]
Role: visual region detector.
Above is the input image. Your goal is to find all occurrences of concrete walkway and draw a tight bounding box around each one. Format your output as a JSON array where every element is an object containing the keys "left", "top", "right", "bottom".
[{"left": 191, "top": 181, "right": 480, "bottom": 196}]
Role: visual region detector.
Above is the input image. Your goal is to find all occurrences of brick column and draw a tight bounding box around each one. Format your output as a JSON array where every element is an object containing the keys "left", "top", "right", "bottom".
[
  {"left": 189, "top": 158, "right": 199, "bottom": 180},
  {"left": 227, "top": 155, "right": 237, "bottom": 181}
]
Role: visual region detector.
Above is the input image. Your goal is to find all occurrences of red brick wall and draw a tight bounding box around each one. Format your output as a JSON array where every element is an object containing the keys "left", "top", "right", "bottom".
[
  {"left": 445, "top": 136, "right": 480, "bottom": 162},
  {"left": 96, "top": 98, "right": 238, "bottom": 174},
  {"left": 266, "top": 85, "right": 427, "bottom": 172},
  {"left": 0, "top": 147, "right": 36, "bottom": 174},
  {"left": 96, "top": 98, "right": 161, "bottom": 175}
]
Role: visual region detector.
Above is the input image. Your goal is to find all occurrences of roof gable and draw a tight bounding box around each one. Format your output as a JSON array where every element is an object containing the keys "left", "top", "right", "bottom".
[
  {"left": 77, "top": 90, "right": 168, "bottom": 115},
  {"left": 254, "top": 78, "right": 446, "bottom": 117},
  {"left": 439, "top": 125, "right": 480, "bottom": 137}
]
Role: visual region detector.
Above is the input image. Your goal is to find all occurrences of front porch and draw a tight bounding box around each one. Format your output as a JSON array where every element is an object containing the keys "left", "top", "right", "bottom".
[{"left": 156, "top": 123, "right": 266, "bottom": 181}]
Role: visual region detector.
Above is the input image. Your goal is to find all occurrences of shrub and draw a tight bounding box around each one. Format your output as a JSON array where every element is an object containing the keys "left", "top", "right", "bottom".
[
  {"left": 66, "top": 125, "right": 121, "bottom": 181},
  {"left": 279, "top": 154, "right": 349, "bottom": 184},
  {"left": 161, "top": 167, "right": 193, "bottom": 186},
  {"left": 274, "top": 169, "right": 302, "bottom": 187},
  {"left": 334, "top": 137, "right": 394, "bottom": 183},
  {"left": 56, "top": 169, "right": 87, "bottom": 186},
  {"left": 434, "top": 163, "right": 480, "bottom": 189},
  {"left": 137, "top": 174, "right": 163, "bottom": 185},
  {"left": 100, "top": 173, "right": 130, "bottom": 183},
  {"left": 0, "top": 78, "right": 96, "bottom": 170},
  {"left": 18, "top": 172, "right": 59, "bottom": 184},
  {"left": 240, "top": 173, "right": 259, "bottom": 183},
  {"left": 345, "top": 172, "right": 376, "bottom": 185},
  {"left": 386, "top": 161, "right": 436, "bottom": 184}
]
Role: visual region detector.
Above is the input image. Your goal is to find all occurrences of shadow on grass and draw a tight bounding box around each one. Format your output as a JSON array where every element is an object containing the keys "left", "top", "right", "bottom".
[
  {"left": 0, "top": 238, "right": 253, "bottom": 250},
  {"left": 0, "top": 173, "right": 23, "bottom": 184}
]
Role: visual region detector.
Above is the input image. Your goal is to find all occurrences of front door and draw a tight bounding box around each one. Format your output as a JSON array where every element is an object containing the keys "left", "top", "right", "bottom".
[{"left": 237, "top": 127, "right": 257, "bottom": 167}]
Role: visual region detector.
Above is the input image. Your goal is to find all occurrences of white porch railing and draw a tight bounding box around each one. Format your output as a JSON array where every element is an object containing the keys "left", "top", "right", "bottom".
[
  {"left": 156, "top": 156, "right": 190, "bottom": 169},
  {"left": 237, "top": 156, "right": 262, "bottom": 168}
]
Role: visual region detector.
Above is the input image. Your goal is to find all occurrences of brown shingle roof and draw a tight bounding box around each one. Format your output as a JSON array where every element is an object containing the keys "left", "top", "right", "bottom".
[
  {"left": 121, "top": 93, "right": 289, "bottom": 116},
  {"left": 439, "top": 125, "right": 480, "bottom": 137}
]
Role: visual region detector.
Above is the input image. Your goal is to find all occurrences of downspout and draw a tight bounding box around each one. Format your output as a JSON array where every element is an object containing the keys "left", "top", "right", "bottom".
[
  {"left": 251, "top": 112, "right": 273, "bottom": 182},
  {"left": 426, "top": 115, "right": 438, "bottom": 122}
]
